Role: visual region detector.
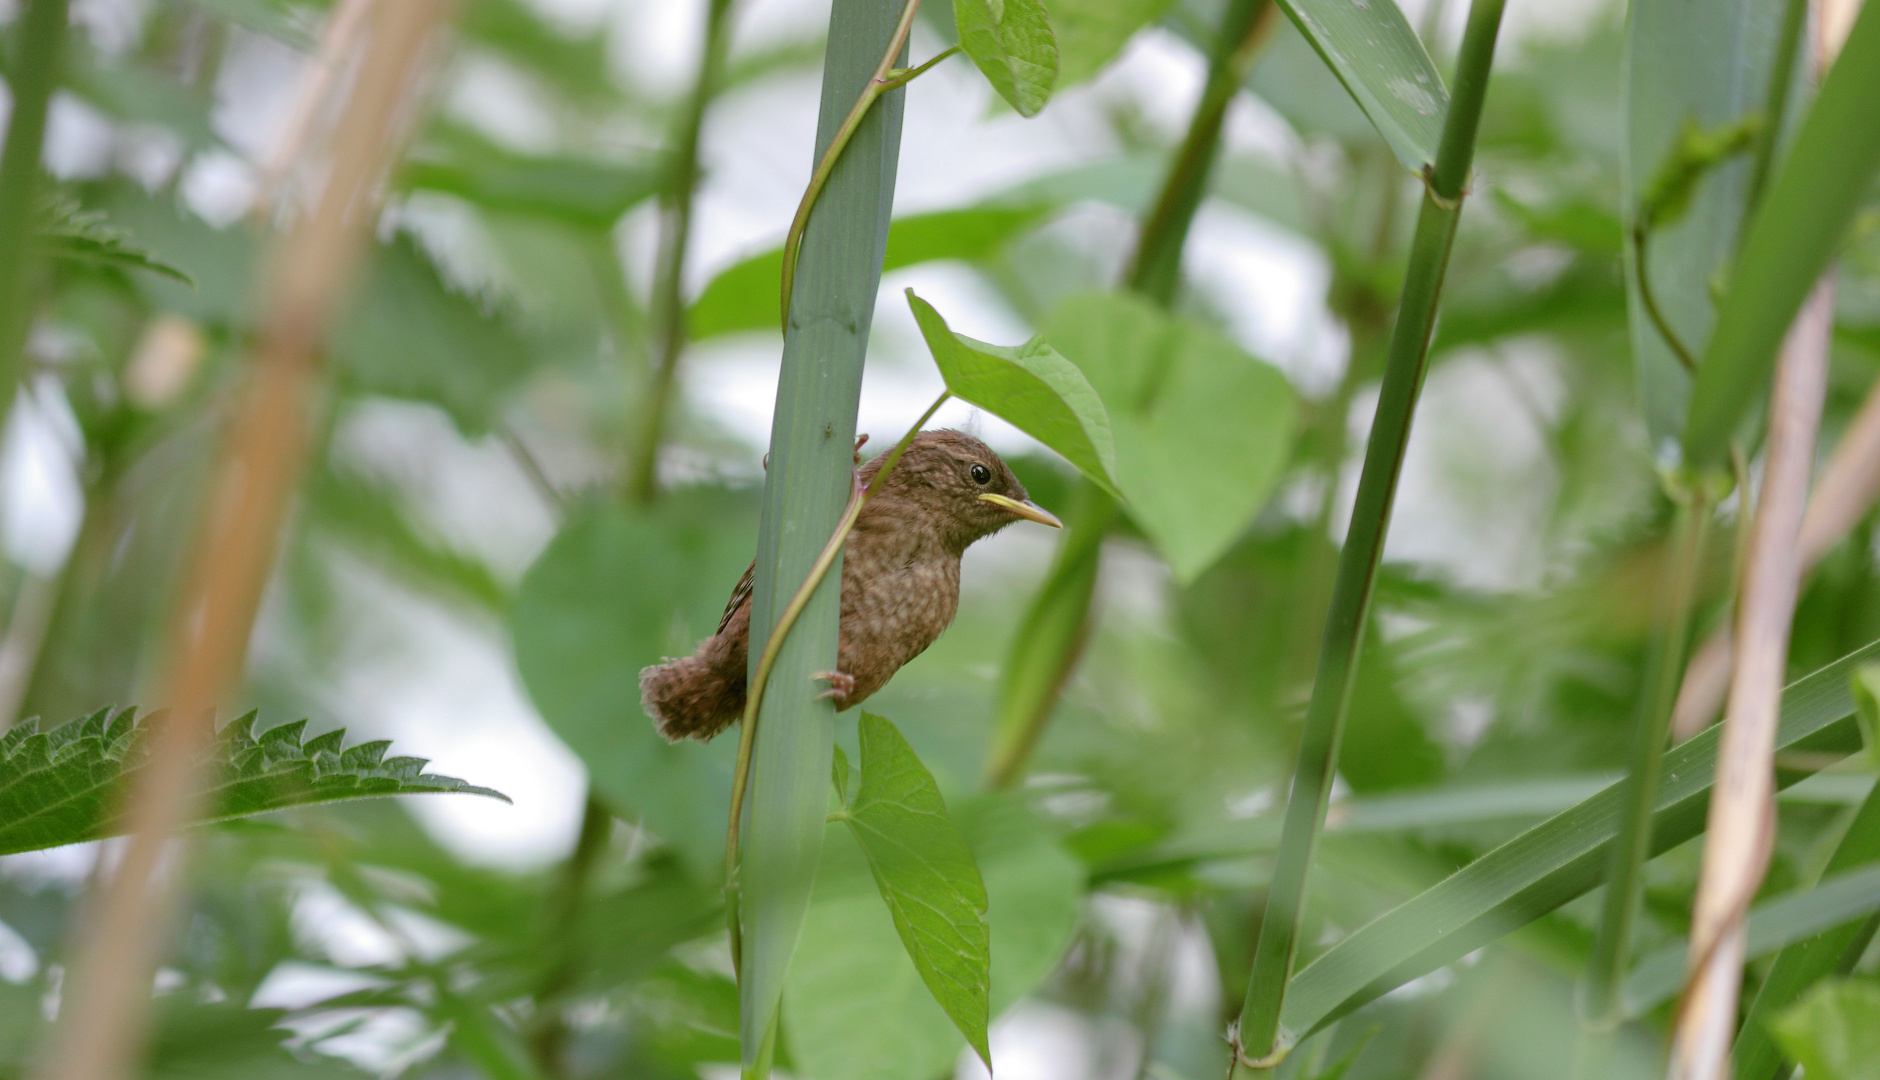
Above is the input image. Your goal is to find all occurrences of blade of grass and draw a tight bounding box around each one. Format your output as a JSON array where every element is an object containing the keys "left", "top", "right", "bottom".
[
  {"left": 1275, "top": 637, "right": 1879, "bottom": 1044},
  {"left": 736, "top": 1, "right": 909, "bottom": 1073},
  {"left": 36, "top": 6, "right": 452, "bottom": 1080},
  {"left": 980, "top": 0, "right": 1274, "bottom": 790},
  {"left": 1230, "top": 0, "right": 1506, "bottom": 1070},
  {"left": 0, "top": 0, "right": 71, "bottom": 429}
]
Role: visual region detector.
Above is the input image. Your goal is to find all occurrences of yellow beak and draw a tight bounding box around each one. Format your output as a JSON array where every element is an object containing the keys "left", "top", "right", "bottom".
[{"left": 978, "top": 493, "right": 1063, "bottom": 528}]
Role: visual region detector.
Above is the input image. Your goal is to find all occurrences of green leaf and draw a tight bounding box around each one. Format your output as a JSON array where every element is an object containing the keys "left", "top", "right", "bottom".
[
  {"left": 1044, "top": 292, "right": 1296, "bottom": 583},
  {"left": 842, "top": 713, "right": 991, "bottom": 1065},
  {"left": 906, "top": 289, "right": 1120, "bottom": 496},
  {"left": 1622, "top": 863, "right": 1880, "bottom": 1016},
  {"left": 1771, "top": 979, "right": 1880, "bottom": 1080},
  {"left": 1272, "top": 637, "right": 1880, "bottom": 1042},
  {"left": 1636, "top": 114, "right": 1765, "bottom": 232},
  {"left": 330, "top": 235, "right": 535, "bottom": 434},
  {"left": 784, "top": 793, "right": 1084, "bottom": 1080},
  {"left": 403, "top": 128, "right": 668, "bottom": 230},
  {"left": 1855, "top": 665, "right": 1880, "bottom": 768},
  {"left": 35, "top": 194, "right": 194, "bottom": 286},
  {"left": 955, "top": 0, "right": 1059, "bottom": 117},
  {"left": 0, "top": 708, "right": 506, "bottom": 857},
  {"left": 1050, "top": 0, "right": 1176, "bottom": 88},
  {"left": 1273, "top": 0, "right": 1449, "bottom": 172},
  {"left": 689, "top": 206, "right": 1049, "bottom": 340},
  {"left": 510, "top": 492, "right": 754, "bottom": 873},
  {"left": 1682, "top": 0, "right": 1880, "bottom": 468}
]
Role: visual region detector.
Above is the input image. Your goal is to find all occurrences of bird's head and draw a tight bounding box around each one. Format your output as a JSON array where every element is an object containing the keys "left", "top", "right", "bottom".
[{"left": 860, "top": 429, "right": 1062, "bottom": 551}]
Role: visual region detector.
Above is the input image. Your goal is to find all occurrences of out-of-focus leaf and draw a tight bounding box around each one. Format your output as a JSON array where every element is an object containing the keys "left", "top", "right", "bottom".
[
  {"left": 1622, "top": 863, "right": 1880, "bottom": 1015},
  {"left": 1044, "top": 292, "right": 1295, "bottom": 583},
  {"left": 843, "top": 713, "right": 991, "bottom": 1066},
  {"left": 907, "top": 289, "right": 1120, "bottom": 496},
  {"left": 1770, "top": 979, "right": 1880, "bottom": 1080},
  {"left": 1276, "top": 637, "right": 1880, "bottom": 1041},
  {"left": 96, "top": 184, "right": 259, "bottom": 326},
  {"left": 459, "top": 0, "right": 616, "bottom": 104},
  {"left": 330, "top": 235, "right": 533, "bottom": 434},
  {"left": 35, "top": 194, "right": 194, "bottom": 286},
  {"left": 510, "top": 491, "right": 755, "bottom": 873},
  {"left": 404, "top": 128, "right": 667, "bottom": 229},
  {"left": 784, "top": 794, "right": 1083, "bottom": 1080},
  {"left": 689, "top": 206, "right": 1049, "bottom": 340},
  {"left": 1247, "top": 22, "right": 1380, "bottom": 148},
  {"left": 0, "top": 708, "right": 506, "bottom": 857},
  {"left": 1050, "top": 0, "right": 1176, "bottom": 87},
  {"left": 1273, "top": 0, "right": 1448, "bottom": 172},
  {"left": 955, "top": 0, "right": 1058, "bottom": 117},
  {"left": 1682, "top": 1, "right": 1880, "bottom": 468},
  {"left": 1491, "top": 190, "right": 1624, "bottom": 259}
]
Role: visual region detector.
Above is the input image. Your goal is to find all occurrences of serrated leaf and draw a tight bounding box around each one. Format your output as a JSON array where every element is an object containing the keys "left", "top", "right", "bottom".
[
  {"left": 1044, "top": 292, "right": 1296, "bottom": 582},
  {"left": 0, "top": 709, "right": 507, "bottom": 856},
  {"left": 1274, "top": 0, "right": 1449, "bottom": 172},
  {"left": 843, "top": 713, "right": 991, "bottom": 1066},
  {"left": 906, "top": 289, "right": 1119, "bottom": 497},
  {"left": 955, "top": 0, "right": 1058, "bottom": 117},
  {"left": 35, "top": 194, "right": 195, "bottom": 286},
  {"left": 1771, "top": 979, "right": 1880, "bottom": 1080}
]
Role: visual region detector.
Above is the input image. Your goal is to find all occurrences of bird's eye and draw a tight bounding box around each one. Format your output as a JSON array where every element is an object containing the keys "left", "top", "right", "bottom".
[{"left": 970, "top": 463, "right": 992, "bottom": 485}]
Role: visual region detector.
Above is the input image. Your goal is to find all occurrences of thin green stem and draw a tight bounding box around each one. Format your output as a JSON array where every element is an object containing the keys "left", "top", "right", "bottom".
[
  {"left": 1742, "top": 0, "right": 1810, "bottom": 223},
  {"left": 629, "top": 0, "right": 737, "bottom": 502},
  {"left": 1633, "top": 226, "right": 1700, "bottom": 373},
  {"left": 777, "top": 0, "right": 922, "bottom": 331},
  {"left": 724, "top": 391, "right": 950, "bottom": 969},
  {"left": 1580, "top": 488, "right": 1714, "bottom": 1028},
  {"left": 0, "top": 0, "right": 71, "bottom": 426},
  {"left": 1231, "top": 0, "right": 1506, "bottom": 1070},
  {"left": 879, "top": 45, "right": 961, "bottom": 91}
]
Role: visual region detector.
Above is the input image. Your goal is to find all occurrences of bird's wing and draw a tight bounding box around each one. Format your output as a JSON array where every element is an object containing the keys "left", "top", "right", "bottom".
[{"left": 717, "top": 560, "right": 756, "bottom": 635}]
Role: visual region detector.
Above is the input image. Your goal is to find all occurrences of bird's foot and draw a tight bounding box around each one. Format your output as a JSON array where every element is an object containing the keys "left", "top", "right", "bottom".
[
  {"left": 853, "top": 433, "right": 869, "bottom": 465},
  {"left": 812, "top": 670, "right": 856, "bottom": 704}
]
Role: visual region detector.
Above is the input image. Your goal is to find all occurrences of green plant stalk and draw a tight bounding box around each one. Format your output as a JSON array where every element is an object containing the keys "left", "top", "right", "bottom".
[
  {"left": 628, "top": 0, "right": 737, "bottom": 502},
  {"left": 1579, "top": 490, "right": 1713, "bottom": 1027},
  {"left": 1742, "top": 0, "right": 1809, "bottom": 221},
  {"left": 1231, "top": 0, "right": 1505, "bottom": 1070},
  {"left": 0, "top": 0, "right": 71, "bottom": 426},
  {"left": 725, "top": 391, "right": 949, "bottom": 964},
  {"left": 1732, "top": 782, "right": 1880, "bottom": 1080},
  {"left": 1633, "top": 226, "right": 1700, "bottom": 373},
  {"left": 735, "top": 7, "right": 910, "bottom": 1048},
  {"left": 980, "top": 0, "right": 1274, "bottom": 789},
  {"left": 775, "top": 0, "right": 922, "bottom": 332}
]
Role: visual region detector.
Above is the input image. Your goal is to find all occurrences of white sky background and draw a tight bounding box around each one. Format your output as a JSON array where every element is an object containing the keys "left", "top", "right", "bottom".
[{"left": 0, "top": 0, "right": 1611, "bottom": 1070}]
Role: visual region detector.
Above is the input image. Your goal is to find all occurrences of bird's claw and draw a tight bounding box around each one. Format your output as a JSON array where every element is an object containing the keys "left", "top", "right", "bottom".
[
  {"left": 853, "top": 433, "right": 869, "bottom": 465},
  {"left": 812, "top": 670, "right": 856, "bottom": 703}
]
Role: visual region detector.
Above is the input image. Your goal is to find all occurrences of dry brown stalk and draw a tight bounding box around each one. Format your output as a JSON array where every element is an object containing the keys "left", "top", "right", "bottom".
[
  {"left": 252, "top": 0, "right": 378, "bottom": 218},
  {"left": 1667, "top": 279, "right": 1834, "bottom": 1080},
  {"left": 34, "top": 4, "right": 451, "bottom": 1079}
]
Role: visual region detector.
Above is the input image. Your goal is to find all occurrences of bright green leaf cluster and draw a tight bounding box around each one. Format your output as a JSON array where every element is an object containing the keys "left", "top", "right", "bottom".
[{"left": 0, "top": 707, "right": 507, "bottom": 857}]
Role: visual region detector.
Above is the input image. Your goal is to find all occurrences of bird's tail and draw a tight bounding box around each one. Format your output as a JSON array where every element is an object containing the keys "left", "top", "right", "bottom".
[{"left": 640, "top": 655, "right": 744, "bottom": 742}]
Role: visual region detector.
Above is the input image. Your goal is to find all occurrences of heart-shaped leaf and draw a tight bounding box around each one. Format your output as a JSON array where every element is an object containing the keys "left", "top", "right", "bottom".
[
  {"left": 907, "top": 289, "right": 1120, "bottom": 497},
  {"left": 1045, "top": 292, "right": 1297, "bottom": 583},
  {"left": 955, "top": 0, "right": 1059, "bottom": 117}
]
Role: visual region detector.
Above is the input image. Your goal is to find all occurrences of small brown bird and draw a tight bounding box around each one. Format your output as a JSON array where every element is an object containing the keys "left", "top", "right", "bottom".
[{"left": 640, "top": 430, "right": 1062, "bottom": 742}]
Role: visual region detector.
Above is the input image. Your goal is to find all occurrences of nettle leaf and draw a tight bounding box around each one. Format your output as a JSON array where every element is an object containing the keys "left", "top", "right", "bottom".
[
  {"left": 1045, "top": 292, "right": 1297, "bottom": 583},
  {"left": 841, "top": 713, "right": 991, "bottom": 1066},
  {"left": 35, "top": 194, "right": 194, "bottom": 286},
  {"left": 955, "top": 0, "right": 1059, "bottom": 118},
  {"left": 0, "top": 708, "right": 506, "bottom": 856},
  {"left": 906, "top": 289, "right": 1120, "bottom": 497},
  {"left": 1771, "top": 979, "right": 1880, "bottom": 1080}
]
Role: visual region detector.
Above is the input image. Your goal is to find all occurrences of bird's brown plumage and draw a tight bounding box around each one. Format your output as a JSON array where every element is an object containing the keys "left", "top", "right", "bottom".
[{"left": 639, "top": 430, "right": 1057, "bottom": 742}]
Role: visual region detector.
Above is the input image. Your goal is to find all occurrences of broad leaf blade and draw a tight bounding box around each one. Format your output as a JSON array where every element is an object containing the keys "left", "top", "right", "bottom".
[
  {"left": 690, "top": 206, "right": 1049, "bottom": 340},
  {"left": 844, "top": 713, "right": 991, "bottom": 1066},
  {"left": 907, "top": 289, "right": 1119, "bottom": 496},
  {"left": 1277, "top": 637, "right": 1880, "bottom": 1041},
  {"left": 1274, "top": 0, "right": 1448, "bottom": 172},
  {"left": 1681, "top": 1, "right": 1880, "bottom": 468},
  {"left": 0, "top": 709, "right": 506, "bottom": 856},
  {"left": 955, "top": 0, "right": 1058, "bottom": 117}
]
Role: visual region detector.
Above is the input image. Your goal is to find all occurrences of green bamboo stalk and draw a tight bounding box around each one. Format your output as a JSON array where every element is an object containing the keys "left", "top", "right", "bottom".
[
  {"left": 628, "top": 0, "right": 738, "bottom": 502},
  {"left": 0, "top": 0, "right": 71, "bottom": 425},
  {"left": 736, "top": 1, "right": 908, "bottom": 1074},
  {"left": 1230, "top": 0, "right": 1506, "bottom": 1070},
  {"left": 1732, "top": 781, "right": 1880, "bottom": 1080},
  {"left": 980, "top": 0, "right": 1274, "bottom": 789},
  {"left": 1579, "top": 486, "right": 1716, "bottom": 1028}
]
